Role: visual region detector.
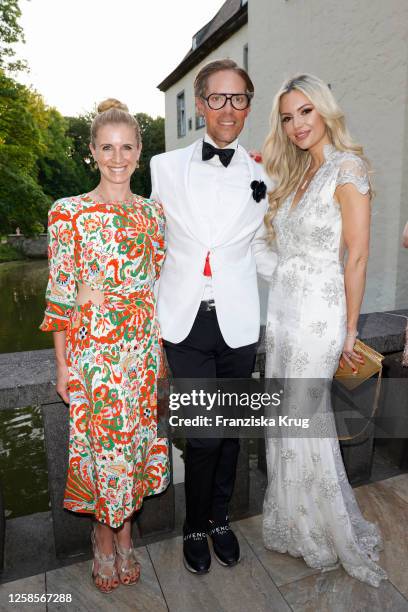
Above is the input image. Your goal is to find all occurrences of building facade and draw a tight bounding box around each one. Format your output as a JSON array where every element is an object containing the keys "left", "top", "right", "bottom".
[
  {"left": 158, "top": 0, "right": 408, "bottom": 312},
  {"left": 159, "top": 0, "right": 250, "bottom": 151}
]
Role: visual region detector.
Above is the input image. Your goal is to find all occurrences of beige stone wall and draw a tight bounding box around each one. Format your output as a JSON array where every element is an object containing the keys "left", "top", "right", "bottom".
[
  {"left": 248, "top": 0, "right": 408, "bottom": 312},
  {"left": 164, "top": 25, "right": 249, "bottom": 152},
  {"left": 162, "top": 0, "right": 408, "bottom": 311}
]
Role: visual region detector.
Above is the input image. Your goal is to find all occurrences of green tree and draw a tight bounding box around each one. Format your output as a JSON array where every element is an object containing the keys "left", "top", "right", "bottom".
[
  {"left": 0, "top": 0, "right": 26, "bottom": 72},
  {"left": 0, "top": 164, "right": 49, "bottom": 234},
  {"left": 65, "top": 114, "right": 98, "bottom": 192},
  {"left": 0, "top": 70, "right": 43, "bottom": 175},
  {"left": 0, "top": 69, "right": 50, "bottom": 235},
  {"left": 37, "top": 109, "right": 85, "bottom": 200},
  {"left": 131, "top": 113, "right": 164, "bottom": 197}
]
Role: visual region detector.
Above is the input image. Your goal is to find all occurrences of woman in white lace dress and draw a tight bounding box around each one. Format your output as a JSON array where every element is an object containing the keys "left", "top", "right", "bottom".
[{"left": 261, "top": 74, "right": 387, "bottom": 587}]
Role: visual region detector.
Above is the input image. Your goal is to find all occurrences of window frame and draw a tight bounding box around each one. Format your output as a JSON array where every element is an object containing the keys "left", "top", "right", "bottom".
[{"left": 177, "top": 90, "right": 186, "bottom": 138}]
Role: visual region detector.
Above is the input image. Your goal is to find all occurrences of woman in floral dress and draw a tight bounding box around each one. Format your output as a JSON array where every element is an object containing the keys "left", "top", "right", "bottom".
[
  {"left": 40, "top": 99, "right": 169, "bottom": 593},
  {"left": 260, "top": 75, "right": 387, "bottom": 586}
]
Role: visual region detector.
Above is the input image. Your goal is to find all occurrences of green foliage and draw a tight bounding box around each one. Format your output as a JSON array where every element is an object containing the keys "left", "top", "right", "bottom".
[
  {"left": 0, "top": 70, "right": 43, "bottom": 173},
  {"left": 66, "top": 114, "right": 98, "bottom": 192},
  {"left": 132, "top": 113, "right": 165, "bottom": 197},
  {"left": 0, "top": 160, "right": 50, "bottom": 235},
  {"left": 0, "top": 70, "right": 49, "bottom": 234},
  {"left": 37, "top": 108, "right": 87, "bottom": 199},
  {"left": 0, "top": 241, "right": 24, "bottom": 261},
  {"left": 0, "top": 0, "right": 26, "bottom": 72}
]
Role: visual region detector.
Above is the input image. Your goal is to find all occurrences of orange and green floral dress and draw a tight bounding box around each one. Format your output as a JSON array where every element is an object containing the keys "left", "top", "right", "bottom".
[{"left": 40, "top": 194, "right": 170, "bottom": 527}]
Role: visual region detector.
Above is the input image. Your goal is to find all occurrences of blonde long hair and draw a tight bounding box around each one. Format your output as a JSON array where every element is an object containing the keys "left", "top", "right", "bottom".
[{"left": 263, "top": 74, "right": 370, "bottom": 238}]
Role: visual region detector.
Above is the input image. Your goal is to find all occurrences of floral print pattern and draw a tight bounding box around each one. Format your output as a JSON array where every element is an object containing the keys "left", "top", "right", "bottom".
[{"left": 40, "top": 194, "right": 170, "bottom": 527}]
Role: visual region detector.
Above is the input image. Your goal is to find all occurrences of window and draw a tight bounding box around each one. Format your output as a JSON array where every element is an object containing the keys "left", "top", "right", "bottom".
[
  {"left": 177, "top": 91, "right": 186, "bottom": 138},
  {"left": 188, "top": 118, "right": 192, "bottom": 131},
  {"left": 195, "top": 114, "right": 205, "bottom": 130},
  {"left": 243, "top": 44, "right": 248, "bottom": 72}
]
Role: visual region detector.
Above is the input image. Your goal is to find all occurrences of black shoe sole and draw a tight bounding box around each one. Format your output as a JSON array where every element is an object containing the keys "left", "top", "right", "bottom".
[
  {"left": 183, "top": 555, "right": 211, "bottom": 575},
  {"left": 213, "top": 550, "right": 241, "bottom": 567}
]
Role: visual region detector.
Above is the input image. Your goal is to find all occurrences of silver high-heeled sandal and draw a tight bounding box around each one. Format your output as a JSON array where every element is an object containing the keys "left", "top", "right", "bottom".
[
  {"left": 114, "top": 535, "right": 141, "bottom": 586},
  {"left": 91, "top": 526, "right": 119, "bottom": 594}
]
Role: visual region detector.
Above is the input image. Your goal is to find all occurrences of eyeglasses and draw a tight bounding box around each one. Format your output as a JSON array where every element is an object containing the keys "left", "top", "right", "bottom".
[{"left": 202, "top": 93, "right": 253, "bottom": 111}]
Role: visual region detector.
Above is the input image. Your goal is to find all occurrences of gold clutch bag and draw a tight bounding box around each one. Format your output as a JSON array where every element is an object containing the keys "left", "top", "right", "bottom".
[
  {"left": 334, "top": 338, "right": 384, "bottom": 391},
  {"left": 334, "top": 339, "right": 384, "bottom": 441}
]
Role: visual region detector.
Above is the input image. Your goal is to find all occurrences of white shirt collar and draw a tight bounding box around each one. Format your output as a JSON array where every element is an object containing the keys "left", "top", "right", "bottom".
[{"left": 204, "top": 133, "right": 239, "bottom": 150}]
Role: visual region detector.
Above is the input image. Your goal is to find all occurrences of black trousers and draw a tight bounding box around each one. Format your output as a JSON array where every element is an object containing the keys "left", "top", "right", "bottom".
[{"left": 163, "top": 307, "right": 257, "bottom": 530}]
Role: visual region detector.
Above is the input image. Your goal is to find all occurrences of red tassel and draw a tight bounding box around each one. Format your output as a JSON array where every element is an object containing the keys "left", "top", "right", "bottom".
[{"left": 203, "top": 251, "right": 212, "bottom": 277}]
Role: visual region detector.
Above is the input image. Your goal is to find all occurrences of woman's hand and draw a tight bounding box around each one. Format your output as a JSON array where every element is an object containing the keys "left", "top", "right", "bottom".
[
  {"left": 53, "top": 330, "right": 69, "bottom": 403},
  {"left": 56, "top": 362, "right": 70, "bottom": 403},
  {"left": 339, "top": 334, "right": 364, "bottom": 373}
]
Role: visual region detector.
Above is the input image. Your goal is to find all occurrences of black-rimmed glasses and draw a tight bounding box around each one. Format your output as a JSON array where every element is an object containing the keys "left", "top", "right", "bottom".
[{"left": 201, "top": 93, "right": 253, "bottom": 111}]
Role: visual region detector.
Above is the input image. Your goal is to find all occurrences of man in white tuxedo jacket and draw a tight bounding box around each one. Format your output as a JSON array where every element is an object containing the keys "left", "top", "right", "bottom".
[{"left": 150, "top": 59, "right": 274, "bottom": 575}]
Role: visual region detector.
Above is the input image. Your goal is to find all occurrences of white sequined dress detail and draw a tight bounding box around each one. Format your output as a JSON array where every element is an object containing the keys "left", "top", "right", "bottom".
[{"left": 263, "top": 144, "right": 387, "bottom": 587}]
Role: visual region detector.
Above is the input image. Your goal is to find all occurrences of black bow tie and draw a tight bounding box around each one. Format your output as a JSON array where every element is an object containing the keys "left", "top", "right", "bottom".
[{"left": 202, "top": 141, "right": 235, "bottom": 168}]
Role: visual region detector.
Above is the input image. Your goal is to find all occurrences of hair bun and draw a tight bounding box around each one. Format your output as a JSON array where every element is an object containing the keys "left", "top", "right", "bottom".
[{"left": 97, "top": 98, "right": 129, "bottom": 113}]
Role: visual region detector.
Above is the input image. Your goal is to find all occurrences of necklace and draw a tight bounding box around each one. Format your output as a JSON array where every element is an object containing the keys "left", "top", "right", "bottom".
[{"left": 93, "top": 190, "right": 135, "bottom": 204}]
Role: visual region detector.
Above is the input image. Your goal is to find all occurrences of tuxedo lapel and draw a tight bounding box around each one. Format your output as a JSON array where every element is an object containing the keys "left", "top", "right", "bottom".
[
  {"left": 211, "top": 147, "right": 257, "bottom": 247},
  {"left": 181, "top": 141, "right": 209, "bottom": 246}
]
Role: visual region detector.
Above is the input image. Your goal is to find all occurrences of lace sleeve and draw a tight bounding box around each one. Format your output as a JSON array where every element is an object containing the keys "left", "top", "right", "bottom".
[{"left": 336, "top": 155, "right": 370, "bottom": 195}]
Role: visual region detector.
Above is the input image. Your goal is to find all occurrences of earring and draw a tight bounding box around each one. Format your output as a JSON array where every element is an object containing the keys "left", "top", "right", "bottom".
[{"left": 135, "top": 161, "right": 140, "bottom": 169}]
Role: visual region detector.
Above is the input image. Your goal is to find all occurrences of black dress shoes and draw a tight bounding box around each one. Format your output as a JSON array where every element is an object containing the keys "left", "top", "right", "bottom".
[
  {"left": 183, "top": 524, "right": 211, "bottom": 574},
  {"left": 207, "top": 519, "right": 241, "bottom": 567}
]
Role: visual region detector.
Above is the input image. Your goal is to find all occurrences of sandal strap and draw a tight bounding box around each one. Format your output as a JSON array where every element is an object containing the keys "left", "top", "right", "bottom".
[
  {"left": 91, "top": 527, "right": 118, "bottom": 580},
  {"left": 115, "top": 541, "right": 140, "bottom": 575},
  {"left": 93, "top": 562, "right": 117, "bottom": 580},
  {"left": 116, "top": 544, "right": 136, "bottom": 561}
]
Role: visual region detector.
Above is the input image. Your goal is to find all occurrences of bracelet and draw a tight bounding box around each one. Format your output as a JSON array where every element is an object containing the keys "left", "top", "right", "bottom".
[{"left": 346, "top": 330, "right": 359, "bottom": 338}]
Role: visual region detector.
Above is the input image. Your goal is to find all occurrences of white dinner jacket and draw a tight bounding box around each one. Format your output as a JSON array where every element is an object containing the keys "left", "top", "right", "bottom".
[{"left": 150, "top": 139, "right": 275, "bottom": 348}]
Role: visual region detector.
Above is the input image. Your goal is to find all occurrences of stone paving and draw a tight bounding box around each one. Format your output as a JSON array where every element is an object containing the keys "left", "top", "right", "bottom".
[{"left": 1, "top": 475, "right": 407, "bottom": 612}]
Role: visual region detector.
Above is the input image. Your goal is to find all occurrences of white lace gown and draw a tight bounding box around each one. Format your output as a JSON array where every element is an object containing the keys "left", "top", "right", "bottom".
[{"left": 263, "top": 144, "right": 387, "bottom": 587}]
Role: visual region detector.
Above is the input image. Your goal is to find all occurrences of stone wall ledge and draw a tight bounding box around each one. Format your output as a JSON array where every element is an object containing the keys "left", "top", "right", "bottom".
[
  {"left": 6, "top": 234, "right": 47, "bottom": 259},
  {"left": 1, "top": 310, "right": 407, "bottom": 411},
  {"left": 0, "top": 349, "right": 58, "bottom": 410}
]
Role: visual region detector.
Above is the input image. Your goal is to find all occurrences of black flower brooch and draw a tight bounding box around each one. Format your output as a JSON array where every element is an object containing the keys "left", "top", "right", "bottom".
[{"left": 251, "top": 180, "right": 267, "bottom": 203}]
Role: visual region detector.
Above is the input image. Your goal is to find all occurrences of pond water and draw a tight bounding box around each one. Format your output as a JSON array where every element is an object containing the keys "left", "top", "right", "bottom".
[
  {"left": 0, "top": 405, "right": 49, "bottom": 518},
  {"left": 0, "top": 260, "right": 52, "bottom": 354}
]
